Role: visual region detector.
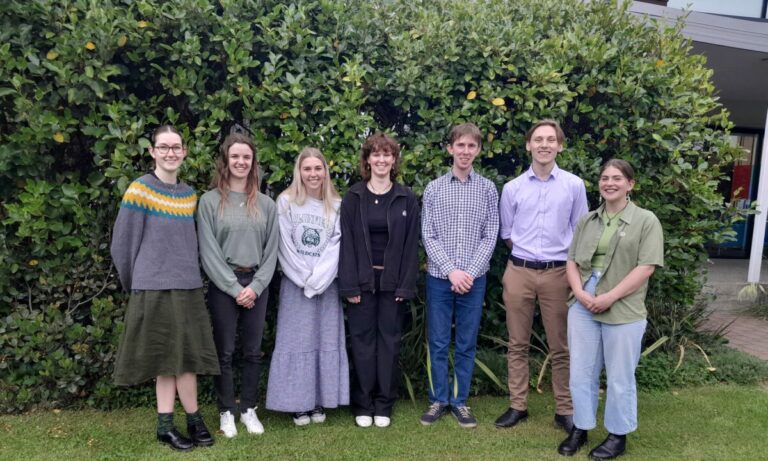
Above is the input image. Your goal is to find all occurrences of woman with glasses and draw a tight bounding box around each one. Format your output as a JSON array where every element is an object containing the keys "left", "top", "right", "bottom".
[
  {"left": 111, "top": 125, "right": 219, "bottom": 451},
  {"left": 339, "top": 133, "right": 420, "bottom": 428},
  {"left": 197, "top": 132, "right": 278, "bottom": 438},
  {"left": 265, "top": 147, "right": 349, "bottom": 426},
  {"left": 557, "top": 159, "right": 663, "bottom": 460}
]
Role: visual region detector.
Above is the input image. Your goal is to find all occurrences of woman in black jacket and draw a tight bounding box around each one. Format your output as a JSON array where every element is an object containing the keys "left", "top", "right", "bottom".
[{"left": 339, "top": 132, "right": 420, "bottom": 428}]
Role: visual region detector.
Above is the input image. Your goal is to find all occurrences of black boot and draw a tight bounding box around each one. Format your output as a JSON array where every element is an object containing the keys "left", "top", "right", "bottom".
[
  {"left": 558, "top": 428, "right": 588, "bottom": 456},
  {"left": 157, "top": 428, "right": 194, "bottom": 451},
  {"left": 589, "top": 433, "right": 626, "bottom": 460},
  {"left": 187, "top": 420, "right": 215, "bottom": 447}
]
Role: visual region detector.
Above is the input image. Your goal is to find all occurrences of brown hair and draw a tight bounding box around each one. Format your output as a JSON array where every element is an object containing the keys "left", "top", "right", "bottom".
[
  {"left": 600, "top": 158, "right": 635, "bottom": 181},
  {"left": 525, "top": 119, "right": 565, "bottom": 144},
  {"left": 151, "top": 125, "right": 183, "bottom": 145},
  {"left": 359, "top": 132, "right": 400, "bottom": 181},
  {"left": 447, "top": 123, "right": 482, "bottom": 146},
  {"left": 211, "top": 132, "right": 260, "bottom": 216}
]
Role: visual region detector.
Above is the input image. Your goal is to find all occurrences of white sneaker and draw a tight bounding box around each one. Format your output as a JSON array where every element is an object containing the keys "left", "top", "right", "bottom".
[
  {"left": 355, "top": 415, "right": 373, "bottom": 427},
  {"left": 219, "top": 411, "right": 238, "bottom": 438},
  {"left": 374, "top": 416, "right": 391, "bottom": 427},
  {"left": 241, "top": 407, "right": 265, "bottom": 434},
  {"left": 309, "top": 406, "right": 326, "bottom": 424},
  {"left": 293, "top": 411, "right": 311, "bottom": 426}
]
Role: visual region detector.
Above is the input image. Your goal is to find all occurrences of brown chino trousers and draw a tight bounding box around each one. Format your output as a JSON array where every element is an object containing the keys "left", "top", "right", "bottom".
[{"left": 502, "top": 262, "right": 573, "bottom": 414}]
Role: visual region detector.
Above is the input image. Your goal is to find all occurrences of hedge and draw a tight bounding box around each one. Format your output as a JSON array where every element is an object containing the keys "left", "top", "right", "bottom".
[{"left": 0, "top": 0, "right": 741, "bottom": 412}]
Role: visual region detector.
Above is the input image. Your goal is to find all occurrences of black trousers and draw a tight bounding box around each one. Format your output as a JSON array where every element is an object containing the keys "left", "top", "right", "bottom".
[
  {"left": 207, "top": 272, "right": 268, "bottom": 413},
  {"left": 347, "top": 270, "right": 405, "bottom": 417}
]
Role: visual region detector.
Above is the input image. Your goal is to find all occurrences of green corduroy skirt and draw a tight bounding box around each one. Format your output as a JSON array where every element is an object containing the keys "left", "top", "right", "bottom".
[{"left": 113, "top": 289, "right": 220, "bottom": 386}]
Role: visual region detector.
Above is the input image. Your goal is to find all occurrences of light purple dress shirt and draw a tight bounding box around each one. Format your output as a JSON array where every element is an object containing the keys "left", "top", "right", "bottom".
[{"left": 499, "top": 163, "right": 588, "bottom": 262}]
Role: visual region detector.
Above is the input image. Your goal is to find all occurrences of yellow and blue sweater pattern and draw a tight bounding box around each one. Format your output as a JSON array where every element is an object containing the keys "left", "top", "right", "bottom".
[{"left": 120, "top": 176, "right": 196, "bottom": 220}]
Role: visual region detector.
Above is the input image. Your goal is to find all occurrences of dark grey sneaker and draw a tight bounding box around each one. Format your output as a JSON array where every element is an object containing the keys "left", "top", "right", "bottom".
[
  {"left": 451, "top": 405, "right": 478, "bottom": 428},
  {"left": 420, "top": 402, "right": 448, "bottom": 426}
]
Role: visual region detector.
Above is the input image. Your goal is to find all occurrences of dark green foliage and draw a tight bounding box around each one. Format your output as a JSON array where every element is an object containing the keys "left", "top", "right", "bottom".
[{"left": 0, "top": 0, "right": 742, "bottom": 412}]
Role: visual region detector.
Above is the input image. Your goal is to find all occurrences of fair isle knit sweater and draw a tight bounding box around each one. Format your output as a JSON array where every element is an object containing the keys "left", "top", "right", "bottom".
[{"left": 110, "top": 173, "right": 203, "bottom": 291}]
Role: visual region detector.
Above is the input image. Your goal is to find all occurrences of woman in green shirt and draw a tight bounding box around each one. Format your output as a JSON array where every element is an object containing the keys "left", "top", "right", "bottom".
[
  {"left": 557, "top": 159, "right": 663, "bottom": 460},
  {"left": 197, "top": 132, "right": 278, "bottom": 438}
]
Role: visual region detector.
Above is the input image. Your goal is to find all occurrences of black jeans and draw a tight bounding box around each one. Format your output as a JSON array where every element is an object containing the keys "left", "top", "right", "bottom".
[
  {"left": 208, "top": 272, "right": 268, "bottom": 413},
  {"left": 347, "top": 270, "right": 405, "bottom": 417}
]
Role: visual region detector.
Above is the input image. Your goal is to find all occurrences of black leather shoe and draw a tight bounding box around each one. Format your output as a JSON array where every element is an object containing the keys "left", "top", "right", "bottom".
[
  {"left": 494, "top": 407, "right": 529, "bottom": 428},
  {"left": 554, "top": 413, "right": 574, "bottom": 433},
  {"left": 557, "top": 428, "right": 588, "bottom": 456},
  {"left": 187, "top": 421, "right": 215, "bottom": 447},
  {"left": 589, "top": 433, "right": 626, "bottom": 460},
  {"left": 157, "top": 428, "right": 194, "bottom": 451}
]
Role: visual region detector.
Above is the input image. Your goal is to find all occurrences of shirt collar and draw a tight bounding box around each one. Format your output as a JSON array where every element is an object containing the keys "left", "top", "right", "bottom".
[
  {"left": 450, "top": 168, "right": 475, "bottom": 182},
  {"left": 593, "top": 201, "right": 637, "bottom": 224},
  {"left": 525, "top": 163, "right": 560, "bottom": 181}
]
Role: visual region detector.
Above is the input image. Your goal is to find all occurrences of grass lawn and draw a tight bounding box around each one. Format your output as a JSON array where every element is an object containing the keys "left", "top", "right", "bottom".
[{"left": 1, "top": 384, "right": 766, "bottom": 461}]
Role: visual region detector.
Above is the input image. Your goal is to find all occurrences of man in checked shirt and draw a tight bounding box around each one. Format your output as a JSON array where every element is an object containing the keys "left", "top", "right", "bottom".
[
  {"left": 494, "top": 119, "right": 588, "bottom": 434},
  {"left": 419, "top": 123, "right": 499, "bottom": 428}
]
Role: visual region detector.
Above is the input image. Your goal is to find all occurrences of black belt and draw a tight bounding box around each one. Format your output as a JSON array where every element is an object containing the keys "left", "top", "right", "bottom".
[{"left": 509, "top": 255, "right": 566, "bottom": 270}]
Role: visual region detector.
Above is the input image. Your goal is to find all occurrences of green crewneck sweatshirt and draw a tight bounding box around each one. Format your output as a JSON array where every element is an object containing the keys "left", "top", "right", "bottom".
[{"left": 197, "top": 189, "right": 278, "bottom": 297}]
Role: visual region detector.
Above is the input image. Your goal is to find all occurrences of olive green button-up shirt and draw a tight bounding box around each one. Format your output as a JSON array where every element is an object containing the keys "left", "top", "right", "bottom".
[{"left": 567, "top": 202, "right": 664, "bottom": 324}]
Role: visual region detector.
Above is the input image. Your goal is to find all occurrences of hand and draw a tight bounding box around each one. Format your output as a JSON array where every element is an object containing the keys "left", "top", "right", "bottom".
[
  {"left": 346, "top": 296, "right": 361, "bottom": 304},
  {"left": 236, "top": 287, "right": 257, "bottom": 309},
  {"left": 575, "top": 289, "right": 596, "bottom": 310},
  {"left": 589, "top": 293, "right": 615, "bottom": 313},
  {"left": 448, "top": 270, "right": 473, "bottom": 295}
]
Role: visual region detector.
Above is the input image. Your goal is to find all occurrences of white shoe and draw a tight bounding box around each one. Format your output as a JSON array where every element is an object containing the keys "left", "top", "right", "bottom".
[
  {"left": 293, "top": 411, "right": 311, "bottom": 426},
  {"left": 219, "top": 411, "right": 238, "bottom": 438},
  {"left": 241, "top": 407, "right": 265, "bottom": 434},
  {"left": 374, "top": 416, "right": 391, "bottom": 427},
  {"left": 309, "top": 406, "right": 326, "bottom": 424},
  {"left": 355, "top": 415, "right": 373, "bottom": 427}
]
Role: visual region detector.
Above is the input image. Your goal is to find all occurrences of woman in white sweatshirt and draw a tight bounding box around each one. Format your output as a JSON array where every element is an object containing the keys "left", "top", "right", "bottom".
[{"left": 265, "top": 147, "right": 349, "bottom": 425}]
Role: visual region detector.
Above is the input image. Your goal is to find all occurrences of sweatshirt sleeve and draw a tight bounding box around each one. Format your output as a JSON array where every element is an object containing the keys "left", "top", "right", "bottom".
[
  {"left": 304, "top": 205, "right": 341, "bottom": 298},
  {"left": 110, "top": 186, "right": 145, "bottom": 292},
  {"left": 248, "top": 198, "right": 279, "bottom": 297},
  {"left": 277, "top": 196, "right": 313, "bottom": 289},
  {"left": 197, "top": 193, "right": 242, "bottom": 298}
]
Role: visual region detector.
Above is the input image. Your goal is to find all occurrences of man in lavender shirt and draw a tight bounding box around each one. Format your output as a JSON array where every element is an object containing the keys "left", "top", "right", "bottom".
[{"left": 494, "top": 119, "right": 588, "bottom": 433}]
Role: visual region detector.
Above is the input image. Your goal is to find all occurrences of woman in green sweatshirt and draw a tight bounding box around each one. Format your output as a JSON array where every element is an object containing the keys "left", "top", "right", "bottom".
[{"left": 197, "top": 131, "right": 278, "bottom": 438}]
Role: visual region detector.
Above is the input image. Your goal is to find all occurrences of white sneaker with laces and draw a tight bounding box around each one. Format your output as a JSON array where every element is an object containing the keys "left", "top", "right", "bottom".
[
  {"left": 220, "top": 410, "right": 238, "bottom": 438},
  {"left": 355, "top": 415, "right": 373, "bottom": 427},
  {"left": 293, "top": 411, "right": 311, "bottom": 426},
  {"left": 374, "top": 416, "right": 391, "bottom": 427},
  {"left": 241, "top": 407, "right": 265, "bottom": 434},
  {"left": 309, "top": 406, "right": 326, "bottom": 424}
]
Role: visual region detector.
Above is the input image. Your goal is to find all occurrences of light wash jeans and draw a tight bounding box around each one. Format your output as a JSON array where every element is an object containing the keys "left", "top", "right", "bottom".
[{"left": 568, "top": 271, "right": 646, "bottom": 435}]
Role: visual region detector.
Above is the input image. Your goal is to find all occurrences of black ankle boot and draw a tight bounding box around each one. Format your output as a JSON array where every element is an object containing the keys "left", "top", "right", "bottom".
[
  {"left": 589, "top": 433, "right": 626, "bottom": 460},
  {"left": 187, "top": 420, "right": 214, "bottom": 447},
  {"left": 558, "top": 428, "right": 588, "bottom": 456},
  {"left": 157, "top": 428, "right": 194, "bottom": 451}
]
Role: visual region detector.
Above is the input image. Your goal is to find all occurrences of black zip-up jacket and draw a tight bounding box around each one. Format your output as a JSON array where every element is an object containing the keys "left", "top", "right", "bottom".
[{"left": 339, "top": 181, "right": 420, "bottom": 300}]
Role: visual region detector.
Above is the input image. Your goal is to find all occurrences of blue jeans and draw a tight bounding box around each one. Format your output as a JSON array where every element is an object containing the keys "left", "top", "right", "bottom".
[
  {"left": 426, "top": 274, "right": 486, "bottom": 406},
  {"left": 568, "top": 272, "right": 647, "bottom": 435}
]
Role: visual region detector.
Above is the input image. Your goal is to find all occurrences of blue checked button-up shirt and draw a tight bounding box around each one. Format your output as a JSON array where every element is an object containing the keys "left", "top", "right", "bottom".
[{"left": 422, "top": 169, "right": 500, "bottom": 279}]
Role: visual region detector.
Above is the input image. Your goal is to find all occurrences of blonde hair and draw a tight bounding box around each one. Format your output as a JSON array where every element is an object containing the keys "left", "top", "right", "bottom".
[
  {"left": 280, "top": 147, "right": 340, "bottom": 222},
  {"left": 211, "top": 132, "right": 260, "bottom": 216}
]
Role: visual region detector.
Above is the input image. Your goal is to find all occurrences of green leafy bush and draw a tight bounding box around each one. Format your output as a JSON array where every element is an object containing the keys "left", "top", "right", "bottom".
[{"left": 0, "top": 0, "right": 742, "bottom": 412}]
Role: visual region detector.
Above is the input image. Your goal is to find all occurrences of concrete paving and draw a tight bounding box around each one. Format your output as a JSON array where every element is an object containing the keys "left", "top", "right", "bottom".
[{"left": 699, "top": 258, "right": 768, "bottom": 360}]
